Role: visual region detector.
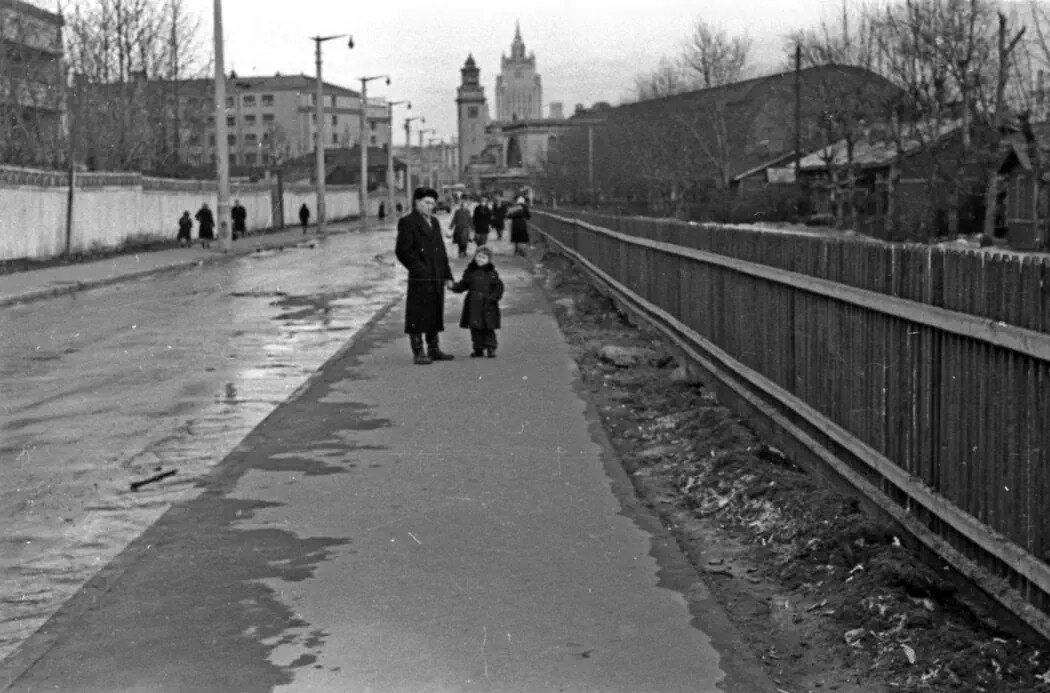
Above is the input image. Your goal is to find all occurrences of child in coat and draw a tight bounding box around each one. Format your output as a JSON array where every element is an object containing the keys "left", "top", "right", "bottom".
[
  {"left": 177, "top": 211, "right": 193, "bottom": 247},
  {"left": 451, "top": 246, "right": 504, "bottom": 357}
]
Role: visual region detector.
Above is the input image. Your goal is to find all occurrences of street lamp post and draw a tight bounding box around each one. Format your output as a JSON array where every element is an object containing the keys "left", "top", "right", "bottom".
[
  {"left": 213, "top": 0, "right": 231, "bottom": 252},
  {"left": 358, "top": 74, "right": 390, "bottom": 232},
  {"left": 311, "top": 33, "right": 353, "bottom": 237},
  {"left": 403, "top": 115, "right": 424, "bottom": 197},
  {"left": 428, "top": 137, "right": 441, "bottom": 188},
  {"left": 417, "top": 127, "right": 434, "bottom": 189},
  {"left": 386, "top": 99, "right": 410, "bottom": 219}
]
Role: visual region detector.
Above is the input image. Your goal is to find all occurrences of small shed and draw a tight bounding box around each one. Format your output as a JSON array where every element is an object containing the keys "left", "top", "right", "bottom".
[{"left": 998, "top": 140, "right": 1049, "bottom": 250}]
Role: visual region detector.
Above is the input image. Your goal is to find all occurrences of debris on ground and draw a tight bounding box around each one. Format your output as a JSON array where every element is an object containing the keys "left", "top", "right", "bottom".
[{"left": 534, "top": 244, "right": 1047, "bottom": 693}]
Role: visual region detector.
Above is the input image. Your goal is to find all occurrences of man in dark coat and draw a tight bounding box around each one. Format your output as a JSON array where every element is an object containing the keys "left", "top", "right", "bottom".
[
  {"left": 231, "top": 199, "right": 247, "bottom": 240},
  {"left": 490, "top": 191, "right": 508, "bottom": 240},
  {"left": 472, "top": 197, "right": 492, "bottom": 247},
  {"left": 299, "top": 203, "right": 311, "bottom": 234},
  {"left": 395, "top": 187, "right": 455, "bottom": 365}
]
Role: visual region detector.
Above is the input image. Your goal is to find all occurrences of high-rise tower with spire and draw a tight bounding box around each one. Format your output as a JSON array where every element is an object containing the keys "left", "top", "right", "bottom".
[
  {"left": 495, "top": 22, "right": 542, "bottom": 122},
  {"left": 456, "top": 53, "right": 490, "bottom": 175}
]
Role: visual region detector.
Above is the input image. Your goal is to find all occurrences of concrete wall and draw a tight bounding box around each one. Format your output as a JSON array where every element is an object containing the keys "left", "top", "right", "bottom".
[{"left": 0, "top": 166, "right": 365, "bottom": 261}]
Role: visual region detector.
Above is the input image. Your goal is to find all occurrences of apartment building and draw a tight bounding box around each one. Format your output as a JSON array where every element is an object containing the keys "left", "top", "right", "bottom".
[
  {"left": 77, "top": 72, "right": 392, "bottom": 173},
  {"left": 0, "top": 0, "right": 65, "bottom": 165}
]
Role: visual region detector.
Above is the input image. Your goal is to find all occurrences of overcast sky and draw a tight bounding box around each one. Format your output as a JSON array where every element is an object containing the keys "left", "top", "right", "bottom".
[{"left": 46, "top": 0, "right": 847, "bottom": 142}]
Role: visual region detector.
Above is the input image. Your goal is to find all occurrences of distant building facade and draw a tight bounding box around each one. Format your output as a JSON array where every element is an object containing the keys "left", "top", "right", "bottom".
[
  {"left": 77, "top": 72, "right": 391, "bottom": 174},
  {"left": 0, "top": 0, "right": 65, "bottom": 165},
  {"left": 495, "top": 22, "right": 541, "bottom": 122}
]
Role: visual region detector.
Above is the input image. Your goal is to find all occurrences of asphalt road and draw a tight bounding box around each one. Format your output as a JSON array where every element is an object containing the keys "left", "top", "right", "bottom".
[
  {"left": 0, "top": 228, "right": 405, "bottom": 662},
  {"left": 0, "top": 224, "right": 773, "bottom": 692}
]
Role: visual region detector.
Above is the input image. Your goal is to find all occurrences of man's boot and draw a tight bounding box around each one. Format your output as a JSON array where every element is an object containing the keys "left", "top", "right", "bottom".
[
  {"left": 410, "top": 334, "right": 431, "bottom": 365},
  {"left": 426, "top": 335, "right": 454, "bottom": 361}
]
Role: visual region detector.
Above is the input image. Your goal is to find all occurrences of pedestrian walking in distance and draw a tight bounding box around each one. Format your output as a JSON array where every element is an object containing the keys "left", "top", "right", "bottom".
[
  {"left": 195, "top": 202, "right": 215, "bottom": 249},
  {"left": 299, "top": 203, "right": 311, "bottom": 234},
  {"left": 449, "top": 199, "right": 473, "bottom": 257},
  {"left": 395, "top": 187, "right": 455, "bottom": 365},
  {"left": 490, "top": 191, "right": 507, "bottom": 241},
  {"left": 472, "top": 196, "right": 492, "bottom": 247},
  {"left": 231, "top": 199, "right": 247, "bottom": 240},
  {"left": 451, "top": 245, "right": 503, "bottom": 358},
  {"left": 177, "top": 211, "right": 193, "bottom": 248},
  {"left": 507, "top": 195, "right": 531, "bottom": 256},
  {"left": 378, "top": 201, "right": 387, "bottom": 221}
]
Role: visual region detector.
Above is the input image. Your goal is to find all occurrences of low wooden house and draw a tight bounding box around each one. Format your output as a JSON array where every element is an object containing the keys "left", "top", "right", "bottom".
[
  {"left": 796, "top": 120, "right": 993, "bottom": 241},
  {"left": 997, "top": 135, "right": 1050, "bottom": 250}
]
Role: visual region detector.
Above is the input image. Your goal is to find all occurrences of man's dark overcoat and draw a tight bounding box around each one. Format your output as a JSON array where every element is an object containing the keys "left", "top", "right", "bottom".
[
  {"left": 395, "top": 210, "right": 453, "bottom": 335},
  {"left": 452, "top": 260, "right": 503, "bottom": 330},
  {"left": 472, "top": 204, "right": 492, "bottom": 235}
]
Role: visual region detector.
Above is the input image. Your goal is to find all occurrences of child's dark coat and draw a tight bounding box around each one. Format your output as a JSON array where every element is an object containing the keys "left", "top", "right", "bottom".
[{"left": 451, "top": 260, "right": 504, "bottom": 330}]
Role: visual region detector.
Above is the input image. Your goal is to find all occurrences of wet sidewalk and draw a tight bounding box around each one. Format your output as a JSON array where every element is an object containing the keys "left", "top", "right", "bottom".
[
  {"left": 0, "top": 221, "right": 361, "bottom": 307},
  {"left": 0, "top": 232, "right": 773, "bottom": 692}
]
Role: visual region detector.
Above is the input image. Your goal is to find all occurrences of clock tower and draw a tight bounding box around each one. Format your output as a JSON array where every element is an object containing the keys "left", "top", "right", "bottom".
[{"left": 456, "top": 54, "right": 490, "bottom": 178}]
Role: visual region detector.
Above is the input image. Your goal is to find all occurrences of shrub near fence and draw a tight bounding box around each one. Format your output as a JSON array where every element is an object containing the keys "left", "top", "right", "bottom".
[
  {"left": 0, "top": 165, "right": 364, "bottom": 262},
  {"left": 533, "top": 209, "right": 1050, "bottom": 637}
]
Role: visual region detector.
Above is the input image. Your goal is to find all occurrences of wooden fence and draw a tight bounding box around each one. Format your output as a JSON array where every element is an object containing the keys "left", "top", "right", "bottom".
[{"left": 532, "top": 210, "right": 1050, "bottom": 639}]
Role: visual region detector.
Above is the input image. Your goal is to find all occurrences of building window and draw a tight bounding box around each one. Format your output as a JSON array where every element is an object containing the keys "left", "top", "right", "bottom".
[
  {"left": 332, "top": 115, "right": 337, "bottom": 126},
  {"left": 312, "top": 113, "right": 316, "bottom": 122},
  {"left": 226, "top": 116, "right": 234, "bottom": 126},
  {"left": 467, "top": 106, "right": 478, "bottom": 118},
  {"left": 370, "top": 135, "right": 376, "bottom": 145},
  {"left": 262, "top": 113, "right": 275, "bottom": 123},
  {"left": 370, "top": 120, "right": 377, "bottom": 131},
  {"left": 332, "top": 132, "right": 338, "bottom": 144},
  {"left": 226, "top": 97, "right": 233, "bottom": 108},
  {"left": 245, "top": 133, "right": 257, "bottom": 143},
  {"left": 331, "top": 95, "right": 336, "bottom": 108},
  {"left": 245, "top": 114, "right": 256, "bottom": 125},
  {"left": 243, "top": 95, "right": 255, "bottom": 107},
  {"left": 207, "top": 115, "right": 215, "bottom": 125},
  {"left": 262, "top": 94, "right": 274, "bottom": 106},
  {"left": 228, "top": 134, "right": 236, "bottom": 145},
  {"left": 188, "top": 134, "right": 201, "bottom": 146},
  {"left": 244, "top": 152, "right": 256, "bottom": 164},
  {"left": 208, "top": 134, "right": 216, "bottom": 146}
]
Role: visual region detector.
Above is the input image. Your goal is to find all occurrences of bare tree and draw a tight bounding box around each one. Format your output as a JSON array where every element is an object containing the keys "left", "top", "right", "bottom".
[
  {"left": 681, "top": 20, "right": 752, "bottom": 88},
  {"left": 632, "top": 56, "right": 693, "bottom": 102},
  {"left": 66, "top": 0, "right": 207, "bottom": 172},
  {"left": 981, "top": 12, "right": 1025, "bottom": 239}
]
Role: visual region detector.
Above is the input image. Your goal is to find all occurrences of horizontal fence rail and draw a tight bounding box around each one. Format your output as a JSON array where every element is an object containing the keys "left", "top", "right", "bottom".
[{"left": 532, "top": 210, "right": 1050, "bottom": 640}]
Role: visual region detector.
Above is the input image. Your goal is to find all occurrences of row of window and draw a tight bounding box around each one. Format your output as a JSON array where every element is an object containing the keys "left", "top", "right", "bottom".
[
  {"left": 225, "top": 94, "right": 275, "bottom": 108},
  {"left": 204, "top": 113, "right": 381, "bottom": 128}
]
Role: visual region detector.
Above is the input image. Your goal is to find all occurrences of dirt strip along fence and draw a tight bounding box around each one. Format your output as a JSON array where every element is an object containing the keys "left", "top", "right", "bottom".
[{"left": 532, "top": 209, "right": 1050, "bottom": 641}]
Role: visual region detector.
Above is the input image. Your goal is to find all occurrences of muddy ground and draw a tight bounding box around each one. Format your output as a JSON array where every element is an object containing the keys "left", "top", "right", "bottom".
[{"left": 532, "top": 244, "right": 1049, "bottom": 693}]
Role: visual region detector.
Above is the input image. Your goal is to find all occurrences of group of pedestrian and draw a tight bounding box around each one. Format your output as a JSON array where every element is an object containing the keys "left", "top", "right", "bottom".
[
  {"left": 443, "top": 191, "right": 530, "bottom": 258},
  {"left": 395, "top": 187, "right": 507, "bottom": 364},
  {"left": 177, "top": 199, "right": 249, "bottom": 249}
]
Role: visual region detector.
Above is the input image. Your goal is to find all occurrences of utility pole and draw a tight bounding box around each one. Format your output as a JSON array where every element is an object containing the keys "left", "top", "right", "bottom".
[
  {"left": 213, "top": 0, "right": 231, "bottom": 252},
  {"left": 386, "top": 100, "right": 410, "bottom": 220},
  {"left": 587, "top": 124, "right": 594, "bottom": 204},
  {"left": 359, "top": 74, "right": 390, "bottom": 231},
  {"left": 311, "top": 33, "right": 353, "bottom": 237}
]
